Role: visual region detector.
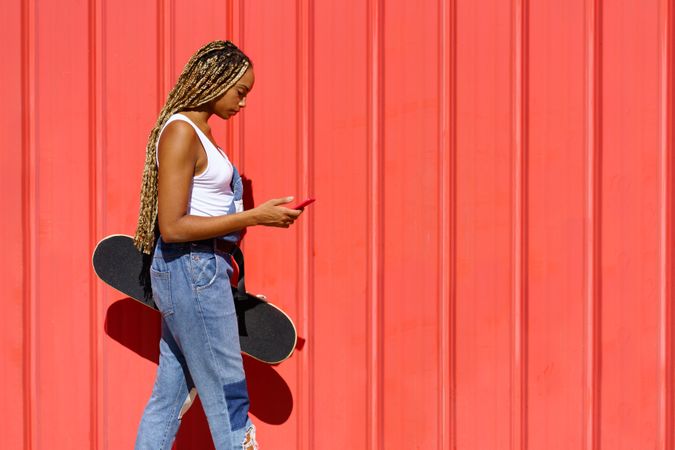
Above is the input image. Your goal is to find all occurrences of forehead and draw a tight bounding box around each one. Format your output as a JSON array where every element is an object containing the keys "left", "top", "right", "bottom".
[{"left": 235, "top": 67, "right": 254, "bottom": 89}]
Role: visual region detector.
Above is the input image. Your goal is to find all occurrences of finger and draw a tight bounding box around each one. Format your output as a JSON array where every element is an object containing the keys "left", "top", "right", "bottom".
[
  {"left": 272, "top": 196, "right": 294, "bottom": 206},
  {"left": 276, "top": 206, "right": 301, "bottom": 215},
  {"left": 280, "top": 208, "right": 302, "bottom": 217}
]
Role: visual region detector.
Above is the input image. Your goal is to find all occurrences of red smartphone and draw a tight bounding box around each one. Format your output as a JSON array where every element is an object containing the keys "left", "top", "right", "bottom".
[{"left": 293, "top": 198, "right": 316, "bottom": 210}]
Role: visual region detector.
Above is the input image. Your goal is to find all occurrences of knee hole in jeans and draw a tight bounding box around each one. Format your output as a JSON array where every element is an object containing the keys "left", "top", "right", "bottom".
[{"left": 241, "top": 424, "right": 258, "bottom": 450}]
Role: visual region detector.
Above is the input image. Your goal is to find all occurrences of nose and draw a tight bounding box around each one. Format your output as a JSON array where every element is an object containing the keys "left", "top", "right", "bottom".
[{"left": 238, "top": 97, "right": 246, "bottom": 108}]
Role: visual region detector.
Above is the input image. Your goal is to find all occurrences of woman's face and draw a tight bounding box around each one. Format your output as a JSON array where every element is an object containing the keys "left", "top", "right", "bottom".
[{"left": 211, "top": 66, "right": 255, "bottom": 120}]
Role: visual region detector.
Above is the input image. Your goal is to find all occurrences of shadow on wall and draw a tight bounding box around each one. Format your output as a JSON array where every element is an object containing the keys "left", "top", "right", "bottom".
[{"left": 104, "top": 297, "right": 295, "bottom": 448}]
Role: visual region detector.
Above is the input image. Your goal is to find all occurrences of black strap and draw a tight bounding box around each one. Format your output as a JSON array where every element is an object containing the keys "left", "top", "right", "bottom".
[{"left": 231, "top": 246, "right": 248, "bottom": 302}]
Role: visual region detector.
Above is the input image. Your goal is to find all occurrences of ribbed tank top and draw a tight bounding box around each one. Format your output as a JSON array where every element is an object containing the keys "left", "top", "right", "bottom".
[{"left": 156, "top": 113, "right": 234, "bottom": 217}]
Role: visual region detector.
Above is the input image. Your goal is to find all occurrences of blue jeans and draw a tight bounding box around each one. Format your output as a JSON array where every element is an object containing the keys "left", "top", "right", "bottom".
[{"left": 135, "top": 237, "right": 258, "bottom": 449}]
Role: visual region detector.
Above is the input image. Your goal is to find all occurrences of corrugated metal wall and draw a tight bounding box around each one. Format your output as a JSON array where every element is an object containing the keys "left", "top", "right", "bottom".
[{"left": 1, "top": 0, "right": 674, "bottom": 448}]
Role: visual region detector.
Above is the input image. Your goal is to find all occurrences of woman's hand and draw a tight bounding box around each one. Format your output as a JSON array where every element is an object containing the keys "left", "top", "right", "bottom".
[{"left": 252, "top": 197, "right": 303, "bottom": 228}]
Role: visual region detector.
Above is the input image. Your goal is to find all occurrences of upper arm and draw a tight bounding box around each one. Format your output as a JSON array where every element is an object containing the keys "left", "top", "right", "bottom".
[{"left": 156, "top": 121, "right": 199, "bottom": 237}]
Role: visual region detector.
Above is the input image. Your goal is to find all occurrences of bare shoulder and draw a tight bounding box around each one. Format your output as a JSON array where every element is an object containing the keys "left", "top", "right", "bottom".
[{"left": 157, "top": 120, "right": 200, "bottom": 163}]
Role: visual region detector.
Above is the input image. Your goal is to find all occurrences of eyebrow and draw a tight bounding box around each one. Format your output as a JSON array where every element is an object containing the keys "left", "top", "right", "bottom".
[{"left": 236, "top": 84, "right": 250, "bottom": 93}]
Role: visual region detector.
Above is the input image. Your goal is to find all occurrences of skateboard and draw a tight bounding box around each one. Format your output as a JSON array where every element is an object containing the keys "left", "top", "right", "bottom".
[{"left": 92, "top": 234, "right": 297, "bottom": 364}]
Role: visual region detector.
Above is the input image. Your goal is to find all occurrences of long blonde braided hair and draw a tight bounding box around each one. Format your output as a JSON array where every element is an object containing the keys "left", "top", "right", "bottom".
[{"left": 133, "top": 40, "right": 252, "bottom": 254}]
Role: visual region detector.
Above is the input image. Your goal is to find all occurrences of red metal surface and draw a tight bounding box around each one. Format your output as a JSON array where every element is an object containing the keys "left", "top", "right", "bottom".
[{"left": 1, "top": 0, "right": 674, "bottom": 449}]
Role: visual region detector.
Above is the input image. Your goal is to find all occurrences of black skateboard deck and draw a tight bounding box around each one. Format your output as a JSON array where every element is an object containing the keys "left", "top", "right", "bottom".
[{"left": 93, "top": 234, "right": 297, "bottom": 364}]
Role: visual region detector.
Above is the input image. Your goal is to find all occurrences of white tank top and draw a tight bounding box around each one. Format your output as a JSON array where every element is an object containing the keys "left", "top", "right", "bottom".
[{"left": 156, "top": 113, "right": 234, "bottom": 217}]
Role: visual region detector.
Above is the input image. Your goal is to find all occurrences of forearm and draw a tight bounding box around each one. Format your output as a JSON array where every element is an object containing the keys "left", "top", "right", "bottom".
[{"left": 160, "top": 210, "right": 259, "bottom": 243}]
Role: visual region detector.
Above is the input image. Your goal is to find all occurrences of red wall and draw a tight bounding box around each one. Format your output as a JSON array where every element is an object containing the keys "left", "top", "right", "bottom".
[{"left": 1, "top": 0, "right": 675, "bottom": 448}]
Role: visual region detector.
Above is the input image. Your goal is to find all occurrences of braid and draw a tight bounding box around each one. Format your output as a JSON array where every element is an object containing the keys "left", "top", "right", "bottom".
[{"left": 133, "top": 40, "right": 252, "bottom": 254}]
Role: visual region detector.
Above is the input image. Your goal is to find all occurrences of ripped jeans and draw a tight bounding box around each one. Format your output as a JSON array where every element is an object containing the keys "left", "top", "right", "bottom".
[{"left": 135, "top": 237, "right": 258, "bottom": 450}]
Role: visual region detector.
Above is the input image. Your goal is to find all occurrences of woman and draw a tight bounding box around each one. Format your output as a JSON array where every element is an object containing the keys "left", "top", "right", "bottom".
[{"left": 132, "top": 40, "right": 301, "bottom": 450}]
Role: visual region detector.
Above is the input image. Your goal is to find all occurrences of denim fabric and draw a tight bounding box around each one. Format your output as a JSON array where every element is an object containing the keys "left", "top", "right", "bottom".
[
  {"left": 219, "top": 165, "right": 244, "bottom": 244},
  {"left": 135, "top": 237, "right": 257, "bottom": 450}
]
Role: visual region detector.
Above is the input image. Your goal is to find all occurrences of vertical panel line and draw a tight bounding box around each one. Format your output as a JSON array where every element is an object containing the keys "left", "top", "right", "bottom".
[
  {"left": 367, "top": 0, "right": 384, "bottom": 448},
  {"left": 583, "top": 0, "right": 602, "bottom": 448},
  {"left": 658, "top": 0, "right": 674, "bottom": 448},
  {"left": 296, "top": 0, "right": 314, "bottom": 448},
  {"left": 583, "top": 0, "right": 602, "bottom": 450},
  {"left": 226, "top": 0, "right": 233, "bottom": 162},
  {"left": 156, "top": 0, "right": 163, "bottom": 112},
  {"left": 157, "top": 0, "right": 173, "bottom": 110},
  {"left": 512, "top": 0, "right": 529, "bottom": 448},
  {"left": 237, "top": 0, "right": 245, "bottom": 171},
  {"left": 88, "top": 0, "right": 105, "bottom": 447},
  {"left": 165, "top": 0, "right": 174, "bottom": 93},
  {"left": 21, "top": 0, "right": 37, "bottom": 446},
  {"left": 226, "top": 0, "right": 233, "bottom": 43},
  {"left": 438, "top": 0, "right": 457, "bottom": 448},
  {"left": 226, "top": 1, "right": 246, "bottom": 176}
]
